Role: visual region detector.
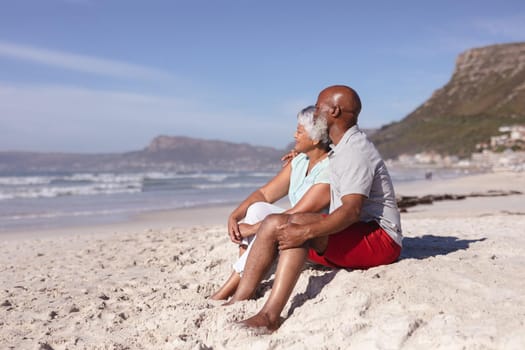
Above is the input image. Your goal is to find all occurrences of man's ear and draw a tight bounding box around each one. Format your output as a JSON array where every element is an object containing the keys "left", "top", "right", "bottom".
[{"left": 331, "top": 105, "right": 342, "bottom": 118}]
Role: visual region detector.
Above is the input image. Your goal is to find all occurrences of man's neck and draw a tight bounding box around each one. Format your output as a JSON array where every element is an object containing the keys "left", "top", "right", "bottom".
[{"left": 329, "top": 123, "right": 356, "bottom": 145}]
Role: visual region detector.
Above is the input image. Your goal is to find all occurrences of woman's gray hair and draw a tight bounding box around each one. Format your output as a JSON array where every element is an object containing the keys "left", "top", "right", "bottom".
[{"left": 297, "top": 105, "right": 330, "bottom": 145}]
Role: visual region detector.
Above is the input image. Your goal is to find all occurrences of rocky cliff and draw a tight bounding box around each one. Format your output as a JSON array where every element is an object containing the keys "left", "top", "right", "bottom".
[{"left": 371, "top": 42, "right": 525, "bottom": 158}]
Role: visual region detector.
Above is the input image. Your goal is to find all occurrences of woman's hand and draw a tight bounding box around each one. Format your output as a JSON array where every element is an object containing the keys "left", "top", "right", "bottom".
[
  {"left": 238, "top": 223, "right": 256, "bottom": 238},
  {"left": 228, "top": 215, "right": 242, "bottom": 244}
]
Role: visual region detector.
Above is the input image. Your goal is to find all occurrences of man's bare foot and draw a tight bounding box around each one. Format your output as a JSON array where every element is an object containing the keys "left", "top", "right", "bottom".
[{"left": 240, "top": 312, "right": 282, "bottom": 332}]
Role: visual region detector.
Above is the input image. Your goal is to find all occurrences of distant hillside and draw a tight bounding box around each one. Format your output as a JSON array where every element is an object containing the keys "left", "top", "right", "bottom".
[
  {"left": 371, "top": 42, "right": 525, "bottom": 158},
  {"left": 0, "top": 136, "right": 285, "bottom": 174},
  {"left": 127, "top": 135, "right": 285, "bottom": 171}
]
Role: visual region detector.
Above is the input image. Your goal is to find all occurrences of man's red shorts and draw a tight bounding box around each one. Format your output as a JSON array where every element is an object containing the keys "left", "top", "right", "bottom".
[{"left": 308, "top": 220, "right": 401, "bottom": 269}]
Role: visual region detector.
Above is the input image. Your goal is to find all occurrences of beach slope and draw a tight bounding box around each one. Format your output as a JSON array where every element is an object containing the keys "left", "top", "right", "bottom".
[{"left": 1, "top": 172, "right": 525, "bottom": 349}]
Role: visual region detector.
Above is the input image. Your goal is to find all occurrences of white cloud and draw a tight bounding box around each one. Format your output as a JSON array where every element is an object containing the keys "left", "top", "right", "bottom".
[
  {"left": 0, "top": 40, "right": 170, "bottom": 81},
  {"left": 0, "top": 83, "right": 292, "bottom": 152}
]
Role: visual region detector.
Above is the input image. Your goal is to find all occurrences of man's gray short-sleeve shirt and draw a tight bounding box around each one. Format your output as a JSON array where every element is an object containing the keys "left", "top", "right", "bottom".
[{"left": 328, "top": 126, "right": 402, "bottom": 246}]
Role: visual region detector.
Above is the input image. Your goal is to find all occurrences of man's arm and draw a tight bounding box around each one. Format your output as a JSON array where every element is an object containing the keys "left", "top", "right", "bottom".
[
  {"left": 280, "top": 149, "right": 298, "bottom": 167},
  {"left": 276, "top": 194, "right": 365, "bottom": 250},
  {"left": 305, "top": 194, "right": 364, "bottom": 239},
  {"left": 238, "top": 182, "right": 330, "bottom": 239}
]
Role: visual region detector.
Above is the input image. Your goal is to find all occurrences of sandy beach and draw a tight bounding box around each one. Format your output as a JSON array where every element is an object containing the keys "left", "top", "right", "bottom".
[{"left": 1, "top": 171, "right": 525, "bottom": 349}]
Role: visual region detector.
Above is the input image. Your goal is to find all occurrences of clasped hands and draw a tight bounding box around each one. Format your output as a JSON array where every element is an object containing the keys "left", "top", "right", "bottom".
[{"left": 228, "top": 217, "right": 256, "bottom": 244}]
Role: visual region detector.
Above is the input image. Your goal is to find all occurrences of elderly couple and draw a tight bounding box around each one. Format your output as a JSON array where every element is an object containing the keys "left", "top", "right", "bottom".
[{"left": 211, "top": 85, "right": 403, "bottom": 332}]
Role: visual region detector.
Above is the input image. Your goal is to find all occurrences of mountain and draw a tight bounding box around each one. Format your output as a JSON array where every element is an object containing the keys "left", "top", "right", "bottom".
[
  {"left": 128, "top": 135, "right": 285, "bottom": 171},
  {"left": 370, "top": 42, "right": 525, "bottom": 159},
  {"left": 0, "top": 136, "right": 287, "bottom": 174}
]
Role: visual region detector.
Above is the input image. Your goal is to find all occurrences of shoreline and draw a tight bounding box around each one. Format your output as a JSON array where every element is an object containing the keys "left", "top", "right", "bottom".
[
  {"left": 0, "top": 165, "right": 474, "bottom": 236},
  {"left": 2, "top": 171, "right": 523, "bottom": 240},
  {"left": 0, "top": 197, "right": 292, "bottom": 241},
  {"left": 393, "top": 170, "right": 525, "bottom": 195},
  {"left": 0, "top": 203, "right": 236, "bottom": 241}
]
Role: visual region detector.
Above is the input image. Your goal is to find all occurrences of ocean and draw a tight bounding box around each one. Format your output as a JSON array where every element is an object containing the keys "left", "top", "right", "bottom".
[{"left": 0, "top": 167, "right": 467, "bottom": 233}]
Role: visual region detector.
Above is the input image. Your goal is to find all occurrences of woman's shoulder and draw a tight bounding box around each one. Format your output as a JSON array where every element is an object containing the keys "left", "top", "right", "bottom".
[
  {"left": 313, "top": 156, "right": 330, "bottom": 175},
  {"left": 291, "top": 152, "right": 308, "bottom": 167}
]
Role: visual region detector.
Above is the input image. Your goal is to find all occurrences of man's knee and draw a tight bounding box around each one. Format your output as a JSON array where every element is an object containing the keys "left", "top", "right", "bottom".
[
  {"left": 263, "top": 213, "right": 288, "bottom": 227},
  {"left": 258, "top": 214, "right": 288, "bottom": 238}
]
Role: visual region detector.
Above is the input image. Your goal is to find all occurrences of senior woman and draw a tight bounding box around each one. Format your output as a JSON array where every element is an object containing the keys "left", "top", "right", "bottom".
[{"left": 211, "top": 106, "right": 332, "bottom": 300}]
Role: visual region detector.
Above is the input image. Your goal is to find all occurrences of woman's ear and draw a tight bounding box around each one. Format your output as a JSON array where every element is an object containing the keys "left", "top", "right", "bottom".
[{"left": 312, "top": 139, "right": 320, "bottom": 146}]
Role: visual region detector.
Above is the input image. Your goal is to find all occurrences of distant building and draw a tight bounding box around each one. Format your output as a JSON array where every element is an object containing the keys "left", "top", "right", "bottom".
[
  {"left": 487, "top": 125, "right": 525, "bottom": 151},
  {"left": 393, "top": 125, "right": 524, "bottom": 173},
  {"left": 510, "top": 125, "right": 525, "bottom": 141}
]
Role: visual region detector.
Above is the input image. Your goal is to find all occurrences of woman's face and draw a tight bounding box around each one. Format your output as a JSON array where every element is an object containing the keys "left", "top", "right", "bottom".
[{"left": 294, "top": 124, "right": 317, "bottom": 153}]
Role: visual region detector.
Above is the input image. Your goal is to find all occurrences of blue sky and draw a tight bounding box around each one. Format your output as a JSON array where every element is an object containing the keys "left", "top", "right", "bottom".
[{"left": 1, "top": 0, "right": 524, "bottom": 152}]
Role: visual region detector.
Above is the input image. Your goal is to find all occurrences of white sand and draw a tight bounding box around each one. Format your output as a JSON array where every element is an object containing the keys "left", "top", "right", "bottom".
[{"left": 1, "top": 172, "right": 525, "bottom": 349}]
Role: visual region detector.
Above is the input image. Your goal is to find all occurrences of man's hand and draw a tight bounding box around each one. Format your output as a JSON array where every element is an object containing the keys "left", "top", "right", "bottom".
[
  {"left": 276, "top": 222, "right": 308, "bottom": 250},
  {"left": 280, "top": 149, "right": 298, "bottom": 168},
  {"left": 228, "top": 215, "right": 242, "bottom": 244}
]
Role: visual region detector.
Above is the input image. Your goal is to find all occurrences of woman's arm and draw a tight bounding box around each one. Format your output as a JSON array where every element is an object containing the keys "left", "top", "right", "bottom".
[
  {"left": 284, "top": 183, "right": 330, "bottom": 215},
  {"left": 236, "top": 182, "right": 330, "bottom": 239},
  {"left": 227, "top": 163, "right": 292, "bottom": 243}
]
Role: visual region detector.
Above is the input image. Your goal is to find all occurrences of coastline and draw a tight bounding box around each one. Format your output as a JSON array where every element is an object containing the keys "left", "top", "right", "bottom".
[
  {"left": 394, "top": 170, "right": 525, "bottom": 195},
  {"left": 394, "top": 171, "right": 525, "bottom": 218},
  {"left": 3, "top": 170, "right": 522, "bottom": 240},
  {"left": 1, "top": 171, "right": 525, "bottom": 349},
  {"left": 0, "top": 165, "right": 475, "bottom": 236},
  {"left": 0, "top": 203, "right": 236, "bottom": 241},
  {"left": 0, "top": 197, "right": 292, "bottom": 241}
]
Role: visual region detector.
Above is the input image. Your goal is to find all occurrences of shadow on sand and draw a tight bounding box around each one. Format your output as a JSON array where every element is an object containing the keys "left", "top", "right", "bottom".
[
  {"left": 400, "top": 235, "right": 486, "bottom": 260},
  {"left": 260, "top": 235, "right": 485, "bottom": 320},
  {"left": 287, "top": 266, "right": 339, "bottom": 318}
]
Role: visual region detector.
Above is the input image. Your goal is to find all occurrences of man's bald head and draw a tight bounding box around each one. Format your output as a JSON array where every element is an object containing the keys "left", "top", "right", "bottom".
[
  {"left": 314, "top": 85, "right": 362, "bottom": 143},
  {"left": 316, "top": 85, "right": 361, "bottom": 126}
]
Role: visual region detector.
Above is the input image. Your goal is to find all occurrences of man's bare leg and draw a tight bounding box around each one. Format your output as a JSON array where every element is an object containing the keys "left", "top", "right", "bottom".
[
  {"left": 240, "top": 213, "right": 328, "bottom": 331},
  {"left": 227, "top": 214, "right": 289, "bottom": 303},
  {"left": 241, "top": 245, "right": 308, "bottom": 330}
]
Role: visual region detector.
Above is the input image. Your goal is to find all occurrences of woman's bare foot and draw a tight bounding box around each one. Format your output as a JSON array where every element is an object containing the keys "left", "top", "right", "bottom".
[
  {"left": 210, "top": 287, "right": 232, "bottom": 301},
  {"left": 222, "top": 299, "right": 235, "bottom": 306},
  {"left": 210, "top": 272, "right": 241, "bottom": 301},
  {"left": 210, "top": 291, "right": 228, "bottom": 301}
]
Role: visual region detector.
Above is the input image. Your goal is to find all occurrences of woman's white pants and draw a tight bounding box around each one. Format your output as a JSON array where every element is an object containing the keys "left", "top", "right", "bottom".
[{"left": 232, "top": 202, "right": 285, "bottom": 274}]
